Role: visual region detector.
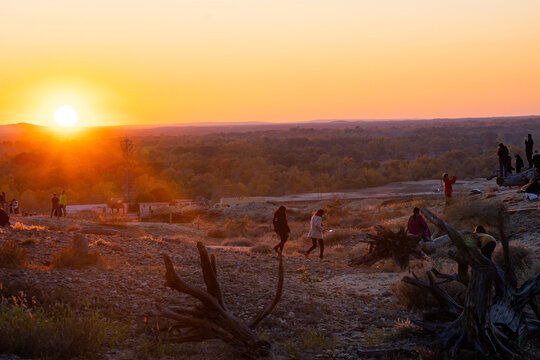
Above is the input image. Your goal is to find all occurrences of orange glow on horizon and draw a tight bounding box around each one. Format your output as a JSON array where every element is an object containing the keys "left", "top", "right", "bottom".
[{"left": 1, "top": 1, "right": 539, "bottom": 126}]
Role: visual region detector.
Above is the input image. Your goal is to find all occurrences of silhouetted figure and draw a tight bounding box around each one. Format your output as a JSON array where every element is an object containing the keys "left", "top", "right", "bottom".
[
  {"left": 305, "top": 209, "right": 325, "bottom": 259},
  {"left": 497, "top": 143, "right": 510, "bottom": 177},
  {"left": 515, "top": 154, "right": 524, "bottom": 173},
  {"left": 525, "top": 134, "right": 534, "bottom": 168},
  {"left": 443, "top": 173, "right": 457, "bottom": 204},
  {"left": 0, "top": 191, "right": 6, "bottom": 211},
  {"left": 0, "top": 208, "right": 9, "bottom": 227},
  {"left": 51, "top": 193, "right": 60, "bottom": 218},
  {"left": 59, "top": 190, "right": 67, "bottom": 216},
  {"left": 407, "top": 207, "right": 430, "bottom": 240},
  {"left": 474, "top": 225, "right": 496, "bottom": 260},
  {"left": 272, "top": 205, "right": 290, "bottom": 253}
]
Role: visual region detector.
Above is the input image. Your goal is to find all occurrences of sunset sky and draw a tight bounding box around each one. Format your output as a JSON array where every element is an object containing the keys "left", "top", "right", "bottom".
[{"left": 1, "top": 0, "right": 539, "bottom": 127}]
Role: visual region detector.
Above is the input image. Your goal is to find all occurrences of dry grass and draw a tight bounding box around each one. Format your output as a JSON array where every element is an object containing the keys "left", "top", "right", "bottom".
[
  {"left": 65, "top": 224, "right": 83, "bottom": 232},
  {"left": 324, "top": 228, "right": 357, "bottom": 246},
  {"left": 143, "top": 251, "right": 153, "bottom": 258},
  {"left": 206, "top": 228, "right": 227, "bottom": 238},
  {"left": 51, "top": 248, "right": 106, "bottom": 269},
  {"left": 442, "top": 196, "right": 505, "bottom": 229},
  {"left": 221, "top": 238, "right": 254, "bottom": 247},
  {"left": 250, "top": 242, "right": 273, "bottom": 254},
  {"left": 392, "top": 260, "right": 466, "bottom": 309},
  {"left": 10, "top": 222, "right": 45, "bottom": 231},
  {"left": 20, "top": 236, "right": 40, "bottom": 245},
  {"left": 0, "top": 242, "right": 29, "bottom": 268},
  {"left": 90, "top": 238, "right": 111, "bottom": 247}
]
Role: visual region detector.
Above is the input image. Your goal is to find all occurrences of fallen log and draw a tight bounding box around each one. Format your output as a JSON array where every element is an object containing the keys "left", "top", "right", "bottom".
[
  {"left": 150, "top": 241, "right": 283, "bottom": 358},
  {"left": 496, "top": 167, "right": 536, "bottom": 187},
  {"left": 400, "top": 208, "right": 540, "bottom": 358},
  {"left": 349, "top": 226, "right": 425, "bottom": 269}
]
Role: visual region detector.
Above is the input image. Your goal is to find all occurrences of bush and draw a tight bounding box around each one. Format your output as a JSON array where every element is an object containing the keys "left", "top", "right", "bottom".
[
  {"left": 90, "top": 238, "right": 111, "bottom": 247},
  {"left": 0, "top": 294, "right": 127, "bottom": 359},
  {"left": 207, "top": 228, "right": 227, "bottom": 238},
  {"left": 52, "top": 248, "right": 105, "bottom": 269},
  {"left": 392, "top": 260, "right": 467, "bottom": 309},
  {"left": 443, "top": 197, "right": 505, "bottom": 229},
  {"left": 224, "top": 215, "right": 255, "bottom": 237},
  {"left": 221, "top": 238, "right": 254, "bottom": 247},
  {"left": 0, "top": 241, "right": 28, "bottom": 268},
  {"left": 250, "top": 243, "right": 273, "bottom": 254},
  {"left": 20, "top": 236, "right": 40, "bottom": 245}
]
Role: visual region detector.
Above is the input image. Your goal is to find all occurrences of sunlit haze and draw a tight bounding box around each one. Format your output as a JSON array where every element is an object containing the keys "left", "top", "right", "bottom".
[{"left": 1, "top": 0, "right": 539, "bottom": 127}]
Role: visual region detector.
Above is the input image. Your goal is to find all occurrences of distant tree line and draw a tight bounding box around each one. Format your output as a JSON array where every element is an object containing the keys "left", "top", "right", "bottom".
[{"left": 0, "top": 118, "right": 538, "bottom": 210}]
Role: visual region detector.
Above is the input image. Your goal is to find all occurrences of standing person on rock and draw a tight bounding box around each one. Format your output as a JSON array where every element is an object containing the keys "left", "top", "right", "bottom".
[
  {"left": 272, "top": 205, "right": 290, "bottom": 254},
  {"left": 51, "top": 192, "right": 60, "bottom": 218},
  {"left": 305, "top": 209, "right": 325, "bottom": 259},
  {"left": 443, "top": 173, "right": 457, "bottom": 205},
  {"left": 497, "top": 143, "right": 510, "bottom": 177},
  {"left": 514, "top": 154, "right": 524, "bottom": 174},
  {"left": 525, "top": 134, "right": 534, "bottom": 168},
  {"left": 59, "top": 190, "right": 67, "bottom": 216}
]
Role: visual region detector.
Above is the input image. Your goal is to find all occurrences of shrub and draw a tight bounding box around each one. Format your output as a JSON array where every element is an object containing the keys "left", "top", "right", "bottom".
[
  {"left": 0, "top": 294, "right": 127, "bottom": 359},
  {"left": 90, "top": 238, "right": 111, "bottom": 247},
  {"left": 10, "top": 222, "right": 45, "bottom": 231},
  {"left": 324, "top": 228, "right": 357, "bottom": 246},
  {"left": 21, "top": 236, "right": 40, "bottom": 245},
  {"left": 323, "top": 198, "right": 353, "bottom": 226},
  {"left": 221, "top": 238, "right": 254, "bottom": 247},
  {"left": 224, "top": 215, "right": 255, "bottom": 237},
  {"left": 443, "top": 197, "right": 505, "bottom": 229},
  {"left": 52, "top": 248, "right": 105, "bottom": 269},
  {"left": 250, "top": 243, "right": 273, "bottom": 254},
  {"left": 0, "top": 241, "right": 28, "bottom": 268},
  {"left": 207, "top": 228, "right": 227, "bottom": 238},
  {"left": 65, "top": 224, "right": 83, "bottom": 232}
]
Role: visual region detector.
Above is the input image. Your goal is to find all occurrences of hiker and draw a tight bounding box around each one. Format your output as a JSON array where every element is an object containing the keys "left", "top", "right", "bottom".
[
  {"left": 525, "top": 134, "right": 534, "bottom": 168},
  {"left": 59, "top": 190, "right": 67, "bottom": 216},
  {"left": 515, "top": 154, "right": 524, "bottom": 174},
  {"left": 305, "top": 209, "right": 325, "bottom": 259},
  {"left": 272, "top": 205, "right": 290, "bottom": 253},
  {"left": 443, "top": 173, "right": 457, "bottom": 204},
  {"left": 407, "top": 207, "right": 430, "bottom": 241},
  {"left": 51, "top": 193, "right": 60, "bottom": 218},
  {"left": 497, "top": 143, "right": 510, "bottom": 177},
  {"left": 474, "top": 225, "right": 496, "bottom": 259},
  {"left": 10, "top": 199, "right": 19, "bottom": 215}
]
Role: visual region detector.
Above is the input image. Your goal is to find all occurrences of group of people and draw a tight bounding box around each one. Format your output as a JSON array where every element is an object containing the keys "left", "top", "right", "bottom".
[
  {"left": 50, "top": 190, "right": 68, "bottom": 219},
  {"left": 0, "top": 191, "right": 19, "bottom": 215},
  {"left": 498, "top": 134, "right": 540, "bottom": 177},
  {"left": 272, "top": 206, "right": 327, "bottom": 259},
  {"left": 407, "top": 207, "right": 496, "bottom": 258}
]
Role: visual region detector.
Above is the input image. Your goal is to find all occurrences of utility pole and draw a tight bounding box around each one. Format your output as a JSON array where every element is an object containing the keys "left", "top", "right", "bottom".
[{"left": 120, "top": 137, "right": 133, "bottom": 207}]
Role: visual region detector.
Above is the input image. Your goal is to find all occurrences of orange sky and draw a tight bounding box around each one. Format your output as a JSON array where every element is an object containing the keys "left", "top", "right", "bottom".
[{"left": 1, "top": 0, "right": 539, "bottom": 127}]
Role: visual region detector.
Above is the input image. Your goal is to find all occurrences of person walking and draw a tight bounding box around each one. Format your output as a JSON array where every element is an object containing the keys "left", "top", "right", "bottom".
[
  {"left": 443, "top": 173, "right": 457, "bottom": 204},
  {"left": 515, "top": 154, "right": 524, "bottom": 174},
  {"left": 59, "top": 190, "right": 67, "bottom": 216},
  {"left": 525, "top": 134, "right": 534, "bottom": 168},
  {"left": 305, "top": 209, "right": 325, "bottom": 259},
  {"left": 497, "top": 143, "right": 510, "bottom": 177},
  {"left": 272, "top": 205, "right": 290, "bottom": 253},
  {"left": 51, "top": 193, "right": 60, "bottom": 218}
]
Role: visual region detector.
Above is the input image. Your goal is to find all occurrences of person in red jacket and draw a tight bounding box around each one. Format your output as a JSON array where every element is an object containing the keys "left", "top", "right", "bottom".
[{"left": 443, "top": 173, "right": 457, "bottom": 204}]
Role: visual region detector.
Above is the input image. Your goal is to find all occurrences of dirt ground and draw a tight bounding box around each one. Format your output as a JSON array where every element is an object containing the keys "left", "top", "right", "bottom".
[{"left": 0, "top": 178, "right": 538, "bottom": 359}]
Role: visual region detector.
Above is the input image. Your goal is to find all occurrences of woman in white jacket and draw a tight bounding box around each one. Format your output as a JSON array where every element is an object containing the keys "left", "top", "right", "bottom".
[{"left": 305, "top": 209, "right": 325, "bottom": 259}]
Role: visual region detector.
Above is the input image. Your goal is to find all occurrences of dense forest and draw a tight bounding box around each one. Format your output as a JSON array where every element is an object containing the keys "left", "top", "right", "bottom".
[{"left": 0, "top": 118, "right": 539, "bottom": 211}]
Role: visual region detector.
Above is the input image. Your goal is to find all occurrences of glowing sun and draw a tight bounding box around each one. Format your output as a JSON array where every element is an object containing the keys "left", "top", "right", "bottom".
[{"left": 54, "top": 106, "right": 78, "bottom": 127}]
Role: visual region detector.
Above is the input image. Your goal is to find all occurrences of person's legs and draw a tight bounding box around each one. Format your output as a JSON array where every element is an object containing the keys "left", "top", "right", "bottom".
[
  {"left": 274, "top": 233, "right": 287, "bottom": 253},
  {"left": 318, "top": 239, "right": 324, "bottom": 259},
  {"left": 306, "top": 238, "right": 317, "bottom": 256},
  {"left": 481, "top": 242, "right": 496, "bottom": 259},
  {"left": 499, "top": 160, "right": 504, "bottom": 177}
]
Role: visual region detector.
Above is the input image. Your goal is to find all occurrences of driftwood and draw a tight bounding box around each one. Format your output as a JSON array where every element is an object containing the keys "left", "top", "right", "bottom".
[
  {"left": 349, "top": 226, "right": 426, "bottom": 269},
  {"left": 401, "top": 208, "right": 540, "bottom": 359},
  {"left": 152, "top": 241, "right": 283, "bottom": 358},
  {"left": 496, "top": 167, "right": 536, "bottom": 186}
]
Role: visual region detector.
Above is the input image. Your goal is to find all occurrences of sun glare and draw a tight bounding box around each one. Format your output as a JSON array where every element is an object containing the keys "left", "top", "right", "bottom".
[{"left": 54, "top": 106, "right": 78, "bottom": 127}]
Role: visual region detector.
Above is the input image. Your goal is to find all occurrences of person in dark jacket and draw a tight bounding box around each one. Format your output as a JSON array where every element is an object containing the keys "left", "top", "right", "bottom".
[
  {"left": 0, "top": 207, "right": 9, "bottom": 227},
  {"left": 515, "top": 154, "right": 524, "bottom": 173},
  {"left": 533, "top": 150, "right": 540, "bottom": 173},
  {"left": 272, "top": 205, "right": 291, "bottom": 253},
  {"left": 51, "top": 193, "right": 60, "bottom": 218},
  {"left": 497, "top": 143, "right": 510, "bottom": 177},
  {"left": 525, "top": 134, "right": 534, "bottom": 168}
]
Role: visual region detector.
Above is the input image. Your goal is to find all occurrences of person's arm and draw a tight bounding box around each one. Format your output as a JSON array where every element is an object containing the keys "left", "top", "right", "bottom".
[
  {"left": 451, "top": 175, "right": 457, "bottom": 184},
  {"left": 419, "top": 217, "right": 430, "bottom": 236}
]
